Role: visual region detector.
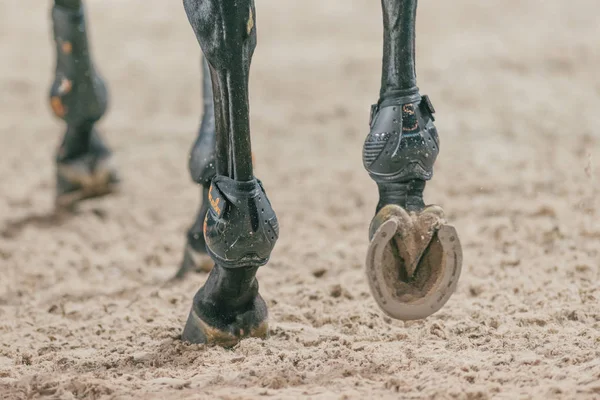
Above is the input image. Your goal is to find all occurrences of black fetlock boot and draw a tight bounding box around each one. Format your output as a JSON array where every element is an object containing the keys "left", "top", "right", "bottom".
[
  {"left": 182, "top": 177, "right": 277, "bottom": 346},
  {"left": 50, "top": 2, "right": 118, "bottom": 209}
]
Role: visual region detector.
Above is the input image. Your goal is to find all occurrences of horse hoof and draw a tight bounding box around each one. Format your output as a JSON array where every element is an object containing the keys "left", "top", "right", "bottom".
[
  {"left": 173, "top": 244, "right": 214, "bottom": 280},
  {"left": 181, "top": 294, "right": 268, "bottom": 347},
  {"left": 55, "top": 155, "right": 119, "bottom": 209},
  {"left": 365, "top": 204, "right": 462, "bottom": 320}
]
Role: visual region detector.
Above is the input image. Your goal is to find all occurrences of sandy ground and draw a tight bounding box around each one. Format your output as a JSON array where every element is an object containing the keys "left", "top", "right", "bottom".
[{"left": 1, "top": 0, "right": 599, "bottom": 398}]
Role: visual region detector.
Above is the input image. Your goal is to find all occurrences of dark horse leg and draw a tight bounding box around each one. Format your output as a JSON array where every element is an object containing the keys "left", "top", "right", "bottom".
[
  {"left": 363, "top": 0, "right": 463, "bottom": 320},
  {"left": 181, "top": 0, "right": 278, "bottom": 346},
  {"left": 174, "top": 56, "right": 216, "bottom": 279},
  {"left": 50, "top": 0, "right": 118, "bottom": 209}
]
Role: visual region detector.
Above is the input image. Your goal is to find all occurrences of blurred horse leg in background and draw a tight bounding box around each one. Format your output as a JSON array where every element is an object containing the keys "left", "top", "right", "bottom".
[{"left": 50, "top": 0, "right": 118, "bottom": 209}]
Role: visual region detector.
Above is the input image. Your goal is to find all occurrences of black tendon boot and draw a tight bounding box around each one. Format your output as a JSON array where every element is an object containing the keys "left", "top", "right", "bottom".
[
  {"left": 363, "top": 0, "right": 462, "bottom": 322},
  {"left": 50, "top": 1, "right": 118, "bottom": 209}
]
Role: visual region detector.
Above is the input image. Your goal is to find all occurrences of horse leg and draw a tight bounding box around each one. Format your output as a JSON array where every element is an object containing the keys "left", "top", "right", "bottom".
[
  {"left": 174, "top": 56, "right": 216, "bottom": 279},
  {"left": 50, "top": 0, "right": 118, "bottom": 209},
  {"left": 363, "top": 0, "right": 463, "bottom": 320},
  {"left": 181, "top": 0, "right": 278, "bottom": 346}
]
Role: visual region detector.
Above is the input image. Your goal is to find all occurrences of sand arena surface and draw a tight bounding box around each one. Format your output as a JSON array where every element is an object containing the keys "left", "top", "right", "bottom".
[{"left": 1, "top": 0, "right": 599, "bottom": 398}]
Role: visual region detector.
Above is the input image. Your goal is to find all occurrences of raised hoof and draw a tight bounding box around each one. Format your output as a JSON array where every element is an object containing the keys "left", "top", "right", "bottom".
[
  {"left": 173, "top": 244, "right": 214, "bottom": 280},
  {"left": 366, "top": 204, "right": 462, "bottom": 321},
  {"left": 181, "top": 295, "right": 268, "bottom": 347},
  {"left": 55, "top": 155, "right": 119, "bottom": 209}
]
